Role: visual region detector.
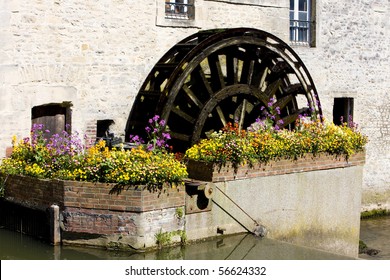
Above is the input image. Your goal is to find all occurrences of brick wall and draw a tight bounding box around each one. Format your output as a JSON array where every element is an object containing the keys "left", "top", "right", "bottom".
[
  {"left": 4, "top": 175, "right": 185, "bottom": 246},
  {"left": 4, "top": 175, "right": 64, "bottom": 210},
  {"left": 187, "top": 152, "right": 366, "bottom": 182}
]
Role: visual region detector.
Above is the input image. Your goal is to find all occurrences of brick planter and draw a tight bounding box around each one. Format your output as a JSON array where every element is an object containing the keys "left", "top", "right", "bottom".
[
  {"left": 186, "top": 152, "right": 366, "bottom": 182},
  {"left": 3, "top": 175, "right": 185, "bottom": 250}
]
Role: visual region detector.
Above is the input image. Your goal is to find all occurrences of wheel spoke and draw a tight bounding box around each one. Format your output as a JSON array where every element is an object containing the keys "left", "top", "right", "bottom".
[
  {"left": 196, "top": 65, "right": 214, "bottom": 97},
  {"left": 169, "top": 131, "right": 191, "bottom": 141},
  {"left": 215, "top": 106, "right": 227, "bottom": 127},
  {"left": 208, "top": 54, "right": 225, "bottom": 90},
  {"left": 171, "top": 106, "right": 196, "bottom": 124},
  {"left": 183, "top": 84, "right": 203, "bottom": 108},
  {"left": 281, "top": 108, "right": 310, "bottom": 127},
  {"left": 273, "top": 95, "right": 294, "bottom": 111},
  {"left": 238, "top": 99, "right": 247, "bottom": 130},
  {"left": 226, "top": 54, "right": 237, "bottom": 85},
  {"left": 263, "top": 79, "right": 282, "bottom": 98}
]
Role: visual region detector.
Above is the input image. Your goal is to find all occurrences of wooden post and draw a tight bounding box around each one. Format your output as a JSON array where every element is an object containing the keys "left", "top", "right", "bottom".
[{"left": 49, "top": 204, "right": 61, "bottom": 245}]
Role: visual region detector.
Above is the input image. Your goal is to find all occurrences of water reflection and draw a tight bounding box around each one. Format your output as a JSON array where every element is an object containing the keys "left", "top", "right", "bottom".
[
  {"left": 0, "top": 228, "right": 352, "bottom": 260},
  {"left": 2, "top": 216, "right": 389, "bottom": 260}
]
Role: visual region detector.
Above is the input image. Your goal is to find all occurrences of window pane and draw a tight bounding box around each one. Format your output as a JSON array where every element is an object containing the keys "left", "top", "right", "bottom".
[
  {"left": 289, "top": 10, "right": 294, "bottom": 20},
  {"left": 165, "top": 0, "right": 194, "bottom": 19},
  {"left": 290, "top": 0, "right": 294, "bottom": 10},
  {"left": 299, "top": 0, "right": 308, "bottom": 12},
  {"left": 299, "top": 11, "right": 308, "bottom": 21}
]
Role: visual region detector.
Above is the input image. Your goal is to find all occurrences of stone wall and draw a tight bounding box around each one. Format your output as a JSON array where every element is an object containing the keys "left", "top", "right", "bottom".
[
  {"left": 0, "top": 0, "right": 287, "bottom": 155},
  {"left": 293, "top": 0, "right": 390, "bottom": 211},
  {"left": 0, "top": 0, "right": 389, "bottom": 210}
]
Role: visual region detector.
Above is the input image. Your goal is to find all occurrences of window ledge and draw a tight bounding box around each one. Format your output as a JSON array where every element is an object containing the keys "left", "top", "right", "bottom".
[{"left": 289, "top": 41, "right": 312, "bottom": 48}]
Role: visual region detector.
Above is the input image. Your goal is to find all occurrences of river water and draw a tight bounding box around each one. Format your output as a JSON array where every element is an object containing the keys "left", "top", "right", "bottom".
[
  {"left": 1, "top": 216, "right": 389, "bottom": 260},
  {"left": 359, "top": 216, "right": 390, "bottom": 260}
]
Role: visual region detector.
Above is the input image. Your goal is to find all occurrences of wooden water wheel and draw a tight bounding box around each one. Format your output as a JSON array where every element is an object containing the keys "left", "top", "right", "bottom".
[{"left": 125, "top": 28, "right": 322, "bottom": 152}]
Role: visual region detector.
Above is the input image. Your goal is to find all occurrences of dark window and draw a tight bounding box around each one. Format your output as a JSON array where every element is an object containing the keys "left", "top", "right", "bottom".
[
  {"left": 333, "top": 98, "right": 354, "bottom": 125},
  {"left": 96, "top": 119, "right": 115, "bottom": 140}
]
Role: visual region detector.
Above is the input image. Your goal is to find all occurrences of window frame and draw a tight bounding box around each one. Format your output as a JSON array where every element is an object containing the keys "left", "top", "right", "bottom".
[
  {"left": 165, "top": 0, "right": 195, "bottom": 20},
  {"left": 290, "top": 0, "right": 316, "bottom": 47},
  {"left": 158, "top": 0, "right": 199, "bottom": 28}
]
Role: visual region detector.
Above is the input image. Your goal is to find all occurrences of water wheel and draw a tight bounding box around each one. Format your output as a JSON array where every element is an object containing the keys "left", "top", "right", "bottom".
[{"left": 125, "top": 28, "right": 322, "bottom": 152}]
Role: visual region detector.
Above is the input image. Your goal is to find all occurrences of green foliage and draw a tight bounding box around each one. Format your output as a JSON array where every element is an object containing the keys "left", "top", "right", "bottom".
[
  {"left": 185, "top": 118, "right": 368, "bottom": 166},
  {"left": 361, "top": 209, "right": 390, "bottom": 219},
  {"left": 175, "top": 207, "right": 184, "bottom": 219},
  {"left": 155, "top": 229, "right": 187, "bottom": 249}
]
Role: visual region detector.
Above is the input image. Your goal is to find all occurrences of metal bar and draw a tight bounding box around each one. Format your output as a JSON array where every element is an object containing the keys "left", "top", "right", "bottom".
[{"left": 214, "top": 185, "right": 259, "bottom": 226}]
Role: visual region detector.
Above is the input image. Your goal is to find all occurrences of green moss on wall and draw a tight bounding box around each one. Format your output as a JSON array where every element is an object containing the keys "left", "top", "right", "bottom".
[{"left": 361, "top": 209, "right": 390, "bottom": 219}]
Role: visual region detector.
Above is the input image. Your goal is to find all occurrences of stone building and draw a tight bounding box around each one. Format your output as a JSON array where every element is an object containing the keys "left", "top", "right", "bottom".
[{"left": 0, "top": 0, "right": 389, "bottom": 211}]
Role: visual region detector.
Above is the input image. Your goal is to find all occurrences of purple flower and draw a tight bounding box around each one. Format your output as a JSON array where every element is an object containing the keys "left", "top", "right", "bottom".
[
  {"left": 162, "top": 132, "right": 171, "bottom": 140},
  {"left": 146, "top": 143, "right": 154, "bottom": 151},
  {"left": 156, "top": 139, "right": 164, "bottom": 147},
  {"left": 159, "top": 119, "right": 166, "bottom": 127},
  {"left": 267, "top": 97, "right": 275, "bottom": 107}
]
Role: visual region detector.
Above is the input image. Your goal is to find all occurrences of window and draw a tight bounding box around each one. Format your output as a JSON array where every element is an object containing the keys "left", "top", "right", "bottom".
[
  {"left": 333, "top": 98, "right": 354, "bottom": 125},
  {"left": 165, "top": 0, "right": 195, "bottom": 20},
  {"left": 290, "top": 0, "right": 315, "bottom": 46}
]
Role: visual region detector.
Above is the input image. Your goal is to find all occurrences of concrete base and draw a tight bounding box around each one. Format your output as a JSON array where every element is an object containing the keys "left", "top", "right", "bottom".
[{"left": 186, "top": 165, "right": 363, "bottom": 258}]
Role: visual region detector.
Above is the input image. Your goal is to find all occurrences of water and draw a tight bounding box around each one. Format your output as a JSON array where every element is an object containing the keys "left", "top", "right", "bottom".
[
  {"left": 359, "top": 216, "right": 390, "bottom": 260},
  {"left": 1, "top": 216, "right": 389, "bottom": 260},
  {"left": 0, "top": 228, "right": 352, "bottom": 260}
]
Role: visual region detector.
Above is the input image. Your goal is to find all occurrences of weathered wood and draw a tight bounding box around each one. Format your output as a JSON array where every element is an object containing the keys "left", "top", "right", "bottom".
[{"left": 125, "top": 28, "right": 322, "bottom": 151}]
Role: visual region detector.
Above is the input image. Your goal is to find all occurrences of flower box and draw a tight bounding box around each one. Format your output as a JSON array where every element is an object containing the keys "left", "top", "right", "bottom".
[{"left": 186, "top": 152, "right": 366, "bottom": 182}]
